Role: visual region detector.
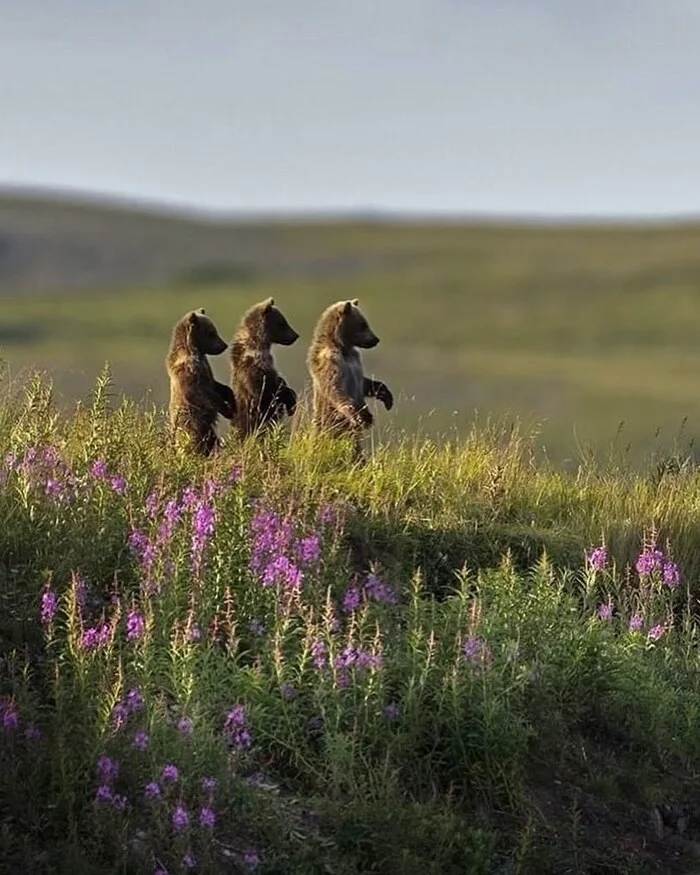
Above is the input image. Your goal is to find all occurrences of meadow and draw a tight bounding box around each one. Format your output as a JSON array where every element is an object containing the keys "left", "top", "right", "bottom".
[
  {"left": 3, "top": 194, "right": 700, "bottom": 466},
  {"left": 3, "top": 363, "right": 700, "bottom": 874}
]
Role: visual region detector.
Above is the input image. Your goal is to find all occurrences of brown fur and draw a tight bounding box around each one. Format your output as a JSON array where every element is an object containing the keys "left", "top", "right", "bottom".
[
  {"left": 166, "top": 309, "right": 236, "bottom": 455},
  {"left": 229, "top": 297, "right": 299, "bottom": 438},
  {"left": 306, "top": 300, "right": 393, "bottom": 451}
]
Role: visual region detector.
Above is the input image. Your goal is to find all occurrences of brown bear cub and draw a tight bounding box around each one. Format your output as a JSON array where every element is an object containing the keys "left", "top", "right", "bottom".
[
  {"left": 307, "top": 299, "right": 393, "bottom": 450},
  {"left": 166, "top": 308, "right": 236, "bottom": 456},
  {"left": 229, "top": 297, "right": 300, "bottom": 438}
]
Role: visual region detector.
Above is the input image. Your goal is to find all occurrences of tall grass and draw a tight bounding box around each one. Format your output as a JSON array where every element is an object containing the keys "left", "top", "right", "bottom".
[{"left": 2, "top": 368, "right": 700, "bottom": 874}]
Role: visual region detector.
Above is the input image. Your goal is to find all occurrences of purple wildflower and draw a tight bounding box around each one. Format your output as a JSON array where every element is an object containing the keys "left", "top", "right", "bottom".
[
  {"left": 186, "top": 623, "right": 201, "bottom": 642},
  {"left": 585, "top": 545, "right": 607, "bottom": 572},
  {"left": 191, "top": 501, "right": 215, "bottom": 573},
  {"left": 297, "top": 534, "right": 321, "bottom": 564},
  {"left": 110, "top": 475, "right": 126, "bottom": 495},
  {"left": 41, "top": 588, "right": 57, "bottom": 624},
  {"left": 228, "top": 464, "right": 242, "bottom": 484},
  {"left": 111, "top": 701, "right": 129, "bottom": 730},
  {"left": 199, "top": 806, "right": 216, "bottom": 829},
  {"left": 261, "top": 555, "right": 303, "bottom": 591},
  {"left": 1, "top": 700, "right": 19, "bottom": 730},
  {"left": 172, "top": 805, "right": 189, "bottom": 832},
  {"left": 177, "top": 716, "right": 193, "bottom": 737},
  {"left": 161, "top": 763, "right": 179, "bottom": 783},
  {"left": 144, "top": 781, "right": 161, "bottom": 799},
  {"left": 93, "top": 784, "right": 113, "bottom": 806},
  {"left": 280, "top": 683, "right": 297, "bottom": 701},
  {"left": 342, "top": 585, "right": 361, "bottom": 614},
  {"left": 145, "top": 491, "right": 160, "bottom": 517},
  {"left": 112, "top": 793, "right": 128, "bottom": 810},
  {"left": 628, "top": 614, "right": 643, "bottom": 631},
  {"left": 244, "top": 850, "right": 261, "bottom": 870},
  {"left": 182, "top": 852, "right": 196, "bottom": 870},
  {"left": 636, "top": 546, "right": 665, "bottom": 576},
  {"left": 81, "top": 623, "right": 110, "bottom": 651},
  {"left": 90, "top": 459, "right": 108, "bottom": 479},
  {"left": 126, "top": 688, "right": 145, "bottom": 714},
  {"left": 201, "top": 777, "right": 217, "bottom": 794},
  {"left": 384, "top": 702, "right": 400, "bottom": 720},
  {"left": 597, "top": 603, "right": 613, "bottom": 621},
  {"left": 126, "top": 609, "right": 145, "bottom": 641},
  {"left": 365, "top": 573, "right": 397, "bottom": 605},
  {"left": 223, "top": 704, "right": 251, "bottom": 750},
  {"left": 311, "top": 639, "right": 327, "bottom": 669},
  {"left": 133, "top": 730, "right": 149, "bottom": 751},
  {"left": 97, "top": 755, "right": 118, "bottom": 783},
  {"left": 648, "top": 623, "right": 665, "bottom": 641},
  {"left": 463, "top": 635, "right": 491, "bottom": 666},
  {"left": 662, "top": 561, "right": 679, "bottom": 588}
]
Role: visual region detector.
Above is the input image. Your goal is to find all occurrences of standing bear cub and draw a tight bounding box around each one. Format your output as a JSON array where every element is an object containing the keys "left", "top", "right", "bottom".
[
  {"left": 307, "top": 299, "right": 393, "bottom": 450},
  {"left": 229, "top": 297, "right": 299, "bottom": 438},
  {"left": 166, "top": 308, "right": 236, "bottom": 456}
]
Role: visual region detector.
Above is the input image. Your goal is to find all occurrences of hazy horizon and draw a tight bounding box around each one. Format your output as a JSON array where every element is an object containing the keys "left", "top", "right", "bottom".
[{"left": 3, "top": 1, "right": 699, "bottom": 218}]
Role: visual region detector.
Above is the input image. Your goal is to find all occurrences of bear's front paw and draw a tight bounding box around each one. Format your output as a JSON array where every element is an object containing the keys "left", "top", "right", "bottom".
[
  {"left": 376, "top": 383, "right": 394, "bottom": 411},
  {"left": 358, "top": 406, "right": 374, "bottom": 428},
  {"left": 282, "top": 386, "right": 297, "bottom": 416}
]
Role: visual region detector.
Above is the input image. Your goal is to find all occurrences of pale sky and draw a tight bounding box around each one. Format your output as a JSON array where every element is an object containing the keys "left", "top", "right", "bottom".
[{"left": 2, "top": 0, "right": 699, "bottom": 217}]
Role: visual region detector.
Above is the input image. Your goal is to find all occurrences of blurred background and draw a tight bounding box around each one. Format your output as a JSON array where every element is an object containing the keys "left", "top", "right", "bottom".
[{"left": 2, "top": 1, "right": 700, "bottom": 466}]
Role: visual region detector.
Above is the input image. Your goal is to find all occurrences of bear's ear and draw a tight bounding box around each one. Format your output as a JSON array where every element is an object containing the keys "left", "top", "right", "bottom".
[
  {"left": 188, "top": 311, "right": 199, "bottom": 325},
  {"left": 351, "top": 299, "right": 359, "bottom": 306},
  {"left": 263, "top": 297, "right": 275, "bottom": 311},
  {"left": 343, "top": 301, "right": 353, "bottom": 315},
  {"left": 198, "top": 308, "right": 206, "bottom": 315}
]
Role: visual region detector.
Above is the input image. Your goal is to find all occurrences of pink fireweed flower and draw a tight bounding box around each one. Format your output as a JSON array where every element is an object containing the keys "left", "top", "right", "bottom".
[
  {"left": 1, "top": 700, "right": 19, "bottom": 730},
  {"left": 280, "top": 683, "right": 297, "bottom": 701},
  {"left": 365, "top": 573, "right": 397, "bottom": 605},
  {"left": 110, "top": 474, "right": 127, "bottom": 495},
  {"left": 172, "top": 805, "right": 189, "bottom": 831},
  {"left": 597, "top": 603, "right": 613, "bottom": 621},
  {"left": 585, "top": 545, "right": 607, "bottom": 572},
  {"left": 636, "top": 546, "right": 665, "bottom": 576},
  {"left": 261, "top": 556, "right": 303, "bottom": 591},
  {"left": 628, "top": 614, "right": 643, "bottom": 631},
  {"left": 96, "top": 755, "right": 118, "bottom": 783},
  {"left": 662, "top": 561, "right": 680, "bottom": 588},
  {"left": 126, "top": 609, "right": 145, "bottom": 641},
  {"left": 40, "top": 587, "right": 57, "bottom": 624},
  {"left": 81, "top": 623, "right": 111, "bottom": 651},
  {"left": 93, "top": 784, "right": 113, "bottom": 806},
  {"left": 90, "top": 459, "right": 108, "bottom": 479},
  {"left": 342, "top": 585, "right": 361, "bottom": 614},
  {"left": 244, "top": 850, "right": 261, "bottom": 870},
  {"left": 177, "top": 716, "right": 193, "bottom": 737},
  {"left": 182, "top": 852, "right": 196, "bottom": 870},
  {"left": 144, "top": 781, "right": 161, "bottom": 799},
  {"left": 133, "top": 730, "right": 149, "bottom": 751},
  {"left": 648, "top": 623, "right": 665, "bottom": 641},
  {"left": 223, "top": 704, "right": 251, "bottom": 750},
  {"left": 297, "top": 534, "right": 321, "bottom": 565},
  {"left": 161, "top": 763, "right": 179, "bottom": 783},
  {"left": 201, "top": 776, "right": 217, "bottom": 794},
  {"left": 462, "top": 635, "right": 491, "bottom": 666},
  {"left": 199, "top": 806, "right": 216, "bottom": 829},
  {"left": 311, "top": 639, "right": 327, "bottom": 669},
  {"left": 126, "top": 688, "right": 145, "bottom": 714}
]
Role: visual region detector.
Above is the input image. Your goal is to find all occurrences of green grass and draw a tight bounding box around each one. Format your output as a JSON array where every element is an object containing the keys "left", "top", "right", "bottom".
[
  {"left": 3, "top": 367, "right": 700, "bottom": 873},
  {"left": 3, "top": 206, "right": 700, "bottom": 465}
]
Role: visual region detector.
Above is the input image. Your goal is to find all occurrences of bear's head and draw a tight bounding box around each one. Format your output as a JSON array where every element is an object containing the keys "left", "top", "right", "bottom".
[
  {"left": 261, "top": 297, "right": 300, "bottom": 346},
  {"left": 339, "top": 300, "right": 379, "bottom": 349},
  {"left": 189, "top": 309, "right": 228, "bottom": 355}
]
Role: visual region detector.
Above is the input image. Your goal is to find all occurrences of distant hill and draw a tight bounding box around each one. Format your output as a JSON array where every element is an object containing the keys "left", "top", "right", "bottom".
[{"left": 0, "top": 188, "right": 409, "bottom": 293}]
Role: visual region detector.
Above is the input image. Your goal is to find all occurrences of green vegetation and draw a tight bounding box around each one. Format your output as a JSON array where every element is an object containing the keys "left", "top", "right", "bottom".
[
  {"left": 2, "top": 367, "right": 700, "bottom": 874},
  {"left": 2, "top": 193, "right": 700, "bottom": 465}
]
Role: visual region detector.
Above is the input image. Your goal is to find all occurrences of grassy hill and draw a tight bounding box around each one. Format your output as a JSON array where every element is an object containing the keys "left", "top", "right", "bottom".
[{"left": 2, "top": 190, "right": 700, "bottom": 466}]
